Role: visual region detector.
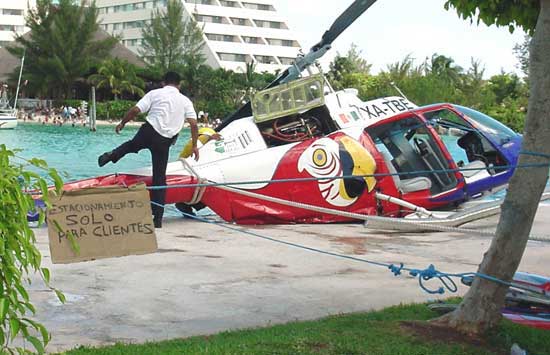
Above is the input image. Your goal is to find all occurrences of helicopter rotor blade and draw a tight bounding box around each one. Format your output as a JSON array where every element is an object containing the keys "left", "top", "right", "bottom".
[
  {"left": 312, "top": 0, "right": 378, "bottom": 51},
  {"left": 276, "top": 0, "right": 378, "bottom": 85},
  {"left": 216, "top": 0, "right": 378, "bottom": 131}
]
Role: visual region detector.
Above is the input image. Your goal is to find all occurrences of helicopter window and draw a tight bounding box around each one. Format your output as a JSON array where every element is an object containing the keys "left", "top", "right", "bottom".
[
  {"left": 367, "top": 116, "right": 457, "bottom": 195},
  {"left": 455, "top": 105, "right": 518, "bottom": 144},
  {"left": 251, "top": 74, "right": 325, "bottom": 123},
  {"left": 424, "top": 108, "right": 509, "bottom": 178}
]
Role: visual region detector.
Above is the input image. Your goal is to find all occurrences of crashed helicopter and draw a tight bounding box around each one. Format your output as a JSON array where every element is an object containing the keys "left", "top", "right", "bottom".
[{"left": 57, "top": 0, "right": 523, "bottom": 225}]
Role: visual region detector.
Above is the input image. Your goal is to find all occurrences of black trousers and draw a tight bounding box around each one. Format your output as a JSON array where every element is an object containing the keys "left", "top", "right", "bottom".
[{"left": 110, "top": 122, "right": 177, "bottom": 221}]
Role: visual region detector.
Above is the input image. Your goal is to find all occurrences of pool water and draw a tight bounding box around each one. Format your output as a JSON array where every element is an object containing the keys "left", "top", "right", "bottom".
[{"left": 0, "top": 122, "right": 192, "bottom": 181}]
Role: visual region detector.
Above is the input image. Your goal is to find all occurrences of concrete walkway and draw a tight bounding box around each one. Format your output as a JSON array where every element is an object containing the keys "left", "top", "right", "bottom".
[{"left": 25, "top": 205, "right": 550, "bottom": 353}]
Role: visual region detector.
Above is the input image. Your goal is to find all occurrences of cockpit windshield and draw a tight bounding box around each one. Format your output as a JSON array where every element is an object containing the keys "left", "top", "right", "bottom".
[{"left": 455, "top": 105, "right": 519, "bottom": 144}]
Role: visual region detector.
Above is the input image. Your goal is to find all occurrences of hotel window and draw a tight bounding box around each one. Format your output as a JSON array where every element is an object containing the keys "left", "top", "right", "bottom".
[
  {"left": 187, "top": 0, "right": 215, "bottom": 4},
  {"left": 153, "top": 0, "right": 168, "bottom": 7},
  {"left": 231, "top": 17, "right": 251, "bottom": 26},
  {"left": 254, "top": 55, "right": 277, "bottom": 64},
  {"left": 242, "top": 36, "right": 262, "bottom": 44},
  {"left": 0, "top": 25, "right": 25, "bottom": 32},
  {"left": 206, "top": 33, "right": 238, "bottom": 42},
  {"left": 133, "top": 2, "right": 146, "bottom": 10},
  {"left": 218, "top": 53, "right": 248, "bottom": 62},
  {"left": 126, "top": 21, "right": 146, "bottom": 29},
  {"left": 125, "top": 39, "right": 141, "bottom": 46},
  {"left": 278, "top": 57, "right": 294, "bottom": 65},
  {"left": 266, "top": 38, "right": 298, "bottom": 47},
  {"left": 1, "top": 9, "right": 24, "bottom": 16},
  {"left": 254, "top": 20, "right": 286, "bottom": 29},
  {"left": 195, "top": 15, "right": 224, "bottom": 24},
  {"left": 219, "top": 0, "right": 239, "bottom": 7},
  {"left": 242, "top": 2, "right": 274, "bottom": 11}
]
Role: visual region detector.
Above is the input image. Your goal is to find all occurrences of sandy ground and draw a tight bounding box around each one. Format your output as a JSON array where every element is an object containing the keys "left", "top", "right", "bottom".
[{"left": 21, "top": 205, "right": 550, "bottom": 353}]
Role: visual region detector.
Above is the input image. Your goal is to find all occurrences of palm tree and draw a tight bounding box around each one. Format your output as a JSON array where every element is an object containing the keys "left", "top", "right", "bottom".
[
  {"left": 428, "top": 54, "right": 463, "bottom": 84},
  {"left": 88, "top": 58, "right": 145, "bottom": 100},
  {"left": 241, "top": 62, "right": 265, "bottom": 100}
]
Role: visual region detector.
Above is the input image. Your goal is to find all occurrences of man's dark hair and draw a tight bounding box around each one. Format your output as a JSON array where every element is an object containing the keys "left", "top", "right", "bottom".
[{"left": 164, "top": 71, "right": 181, "bottom": 86}]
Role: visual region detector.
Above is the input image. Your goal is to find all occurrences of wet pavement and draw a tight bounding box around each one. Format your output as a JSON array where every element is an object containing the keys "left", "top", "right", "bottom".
[{"left": 23, "top": 205, "right": 550, "bottom": 353}]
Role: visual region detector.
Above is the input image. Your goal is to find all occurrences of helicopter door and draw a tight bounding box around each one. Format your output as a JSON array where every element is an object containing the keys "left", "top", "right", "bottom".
[
  {"left": 367, "top": 116, "right": 459, "bottom": 196},
  {"left": 422, "top": 108, "right": 510, "bottom": 197}
]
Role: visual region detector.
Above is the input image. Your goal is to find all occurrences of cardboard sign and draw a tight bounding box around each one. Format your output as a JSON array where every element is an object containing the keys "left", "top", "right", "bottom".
[{"left": 47, "top": 183, "right": 157, "bottom": 264}]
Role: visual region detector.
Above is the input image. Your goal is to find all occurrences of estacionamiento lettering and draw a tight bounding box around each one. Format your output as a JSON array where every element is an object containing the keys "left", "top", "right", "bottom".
[{"left": 49, "top": 199, "right": 145, "bottom": 216}]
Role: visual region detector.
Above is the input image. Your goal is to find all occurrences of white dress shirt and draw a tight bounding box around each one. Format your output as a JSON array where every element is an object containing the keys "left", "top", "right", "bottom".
[{"left": 136, "top": 86, "right": 197, "bottom": 138}]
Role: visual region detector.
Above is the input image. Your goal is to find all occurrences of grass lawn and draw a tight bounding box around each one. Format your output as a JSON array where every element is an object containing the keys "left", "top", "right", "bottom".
[{"left": 60, "top": 302, "right": 549, "bottom": 355}]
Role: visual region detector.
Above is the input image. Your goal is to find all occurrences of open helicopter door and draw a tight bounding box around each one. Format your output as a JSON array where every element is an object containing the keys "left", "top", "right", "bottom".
[
  {"left": 420, "top": 106, "right": 518, "bottom": 199},
  {"left": 366, "top": 114, "right": 465, "bottom": 209}
]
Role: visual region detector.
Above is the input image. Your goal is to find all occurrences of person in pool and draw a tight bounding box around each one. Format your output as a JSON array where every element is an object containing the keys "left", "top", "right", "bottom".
[{"left": 97, "top": 71, "right": 199, "bottom": 229}]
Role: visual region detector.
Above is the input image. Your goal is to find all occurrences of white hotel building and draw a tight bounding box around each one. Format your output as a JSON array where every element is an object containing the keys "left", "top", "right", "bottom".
[
  {"left": 96, "top": 0, "right": 302, "bottom": 72},
  {"left": 0, "top": 0, "right": 36, "bottom": 48}
]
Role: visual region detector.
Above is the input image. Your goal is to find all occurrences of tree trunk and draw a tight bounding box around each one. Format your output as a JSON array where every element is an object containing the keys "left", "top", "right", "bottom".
[{"left": 433, "top": 0, "right": 550, "bottom": 335}]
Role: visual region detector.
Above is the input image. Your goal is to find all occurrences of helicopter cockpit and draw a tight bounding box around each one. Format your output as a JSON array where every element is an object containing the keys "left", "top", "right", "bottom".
[
  {"left": 422, "top": 107, "right": 512, "bottom": 184},
  {"left": 367, "top": 116, "right": 458, "bottom": 195},
  {"left": 251, "top": 74, "right": 338, "bottom": 147}
]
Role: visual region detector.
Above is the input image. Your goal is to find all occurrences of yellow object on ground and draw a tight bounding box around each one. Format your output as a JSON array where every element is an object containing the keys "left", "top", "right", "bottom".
[{"left": 179, "top": 127, "right": 217, "bottom": 158}]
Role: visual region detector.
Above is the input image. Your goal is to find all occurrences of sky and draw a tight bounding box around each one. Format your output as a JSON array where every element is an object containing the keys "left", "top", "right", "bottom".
[{"left": 275, "top": 0, "right": 528, "bottom": 78}]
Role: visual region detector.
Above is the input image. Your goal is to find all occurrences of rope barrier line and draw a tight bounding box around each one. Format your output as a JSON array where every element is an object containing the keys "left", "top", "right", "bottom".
[
  {"left": 215, "top": 184, "right": 496, "bottom": 237},
  {"left": 150, "top": 202, "right": 536, "bottom": 296},
  {"left": 216, "top": 184, "right": 550, "bottom": 242},
  {"left": 520, "top": 151, "right": 550, "bottom": 159}
]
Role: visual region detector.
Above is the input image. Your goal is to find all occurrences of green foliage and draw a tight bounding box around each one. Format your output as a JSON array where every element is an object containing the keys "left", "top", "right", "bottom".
[
  {"left": 428, "top": 54, "right": 463, "bottom": 84},
  {"left": 62, "top": 302, "right": 550, "bottom": 355},
  {"left": 328, "top": 43, "right": 372, "bottom": 90},
  {"left": 88, "top": 58, "right": 145, "bottom": 100},
  {"left": 189, "top": 66, "right": 244, "bottom": 119},
  {"left": 483, "top": 96, "right": 528, "bottom": 132},
  {"left": 326, "top": 49, "right": 529, "bottom": 133},
  {"left": 513, "top": 35, "right": 531, "bottom": 77},
  {"left": 95, "top": 100, "right": 140, "bottom": 121},
  {"left": 179, "top": 65, "right": 275, "bottom": 120},
  {"left": 0, "top": 145, "right": 64, "bottom": 354},
  {"left": 6, "top": 0, "right": 116, "bottom": 99},
  {"left": 140, "top": 0, "right": 205, "bottom": 72},
  {"left": 444, "top": 0, "right": 539, "bottom": 34},
  {"left": 487, "top": 72, "right": 524, "bottom": 104}
]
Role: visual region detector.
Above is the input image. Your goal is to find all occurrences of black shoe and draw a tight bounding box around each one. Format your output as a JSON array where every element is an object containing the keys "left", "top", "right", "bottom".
[
  {"left": 175, "top": 203, "right": 196, "bottom": 217},
  {"left": 153, "top": 218, "right": 162, "bottom": 229},
  {"left": 98, "top": 152, "right": 113, "bottom": 167}
]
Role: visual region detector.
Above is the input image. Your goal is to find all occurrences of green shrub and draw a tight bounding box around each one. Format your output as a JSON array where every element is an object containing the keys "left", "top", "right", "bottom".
[
  {"left": 95, "top": 100, "right": 144, "bottom": 121},
  {"left": 0, "top": 145, "right": 65, "bottom": 354}
]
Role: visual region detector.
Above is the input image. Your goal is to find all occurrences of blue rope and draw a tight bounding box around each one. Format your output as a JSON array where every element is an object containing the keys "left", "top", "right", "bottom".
[
  {"left": 151, "top": 202, "right": 529, "bottom": 296},
  {"left": 520, "top": 151, "right": 550, "bottom": 159},
  {"left": 146, "top": 161, "right": 550, "bottom": 191}
]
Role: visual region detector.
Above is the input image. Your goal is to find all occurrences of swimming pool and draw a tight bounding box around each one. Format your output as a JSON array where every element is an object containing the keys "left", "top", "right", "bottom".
[{"left": 0, "top": 122, "right": 192, "bottom": 181}]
